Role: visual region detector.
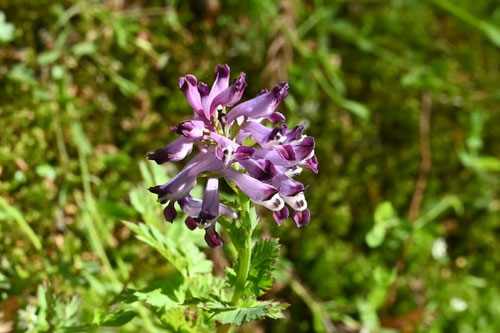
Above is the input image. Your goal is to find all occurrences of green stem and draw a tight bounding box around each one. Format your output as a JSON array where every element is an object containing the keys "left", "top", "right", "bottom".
[
  {"left": 231, "top": 233, "right": 252, "bottom": 304},
  {"left": 227, "top": 194, "right": 254, "bottom": 305}
]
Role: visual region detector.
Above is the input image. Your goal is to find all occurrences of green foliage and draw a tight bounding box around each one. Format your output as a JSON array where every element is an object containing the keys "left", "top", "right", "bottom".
[
  {"left": 93, "top": 309, "right": 137, "bottom": 327},
  {"left": 122, "top": 221, "right": 211, "bottom": 278},
  {"left": 193, "top": 296, "right": 286, "bottom": 326},
  {"left": 87, "top": 168, "right": 285, "bottom": 330},
  {"left": 365, "top": 201, "right": 400, "bottom": 248},
  {"left": 0, "top": 197, "right": 42, "bottom": 252},
  {"left": 0, "top": 12, "right": 14, "bottom": 43},
  {"left": 16, "top": 286, "right": 81, "bottom": 332},
  {"left": 247, "top": 239, "right": 280, "bottom": 296}
]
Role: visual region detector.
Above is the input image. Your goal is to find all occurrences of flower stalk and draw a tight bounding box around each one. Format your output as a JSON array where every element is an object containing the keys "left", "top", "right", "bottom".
[{"left": 231, "top": 197, "right": 253, "bottom": 304}]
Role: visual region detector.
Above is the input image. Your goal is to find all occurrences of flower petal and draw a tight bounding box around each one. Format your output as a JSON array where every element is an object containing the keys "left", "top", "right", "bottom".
[
  {"left": 293, "top": 209, "right": 310, "bottom": 228},
  {"left": 209, "top": 73, "right": 247, "bottom": 117},
  {"left": 210, "top": 132, "right": 252, "bottom": 164},
  {"left": 220, "top": 205, "right": 238, "bottom": 219},
  {"left": 172, "top": 119, "right": 206, "bottom": 139},
  {"left": 205, "top": 64, "right": 230, "bottom": 119},
  {"left": 280, "top": 165, "right": 303, "bottom": 178},
  {"left": 226, "top": 82, "right": 289, "bottom": 123},
  {"left": 197, "top": 82, "right": 209, "bottom": 110},
  {"left": 149, "top": 153, "right": 223, "bottom": 203},
  {"left": 252, "top": 137, "right": 315, "bottom": 167},
  {"left": 146, "top": 136, "right": 194, "bottom": 164},
  {"left": 232, "top": 146, "right": 255, "bottom": 162},
  {"left": 179, "top": 195, "right": 237, "bottom": 219},
  {"left": 273, "top": 206, "right": 289, "bottom": 226},
  {"left": 274, "top": 145, "right": 296, "bottom": 162},
  {"left": 268, "top": 112, "right": 286, "bottom": 123},
  {"left": 198, "top": 178, "right": 220, "bottom": 224},
  {"left": 239, "top": 159, "right": 277, "bottom": 182},
  {"left": 179, "top": 75, "right": 205, "bottom": 119},
  {"left": 294, "top": 137, "right": 315, "bottom": 161},
  {"left": 185, "top": 216, "right": 199, "bottom": 230},
  {"left": 204, "top": 224, "right": 223, "bottom": 248},
  {"left": 238, "top": 121, "right": 288, "bottom": 147},
  {"left": 304, "top": 155, "right": 318, "bottom": 174},
  {"left": 272, "top": 173, "right": 305, "bottom": 197},
  {"left": 283, "top": 191, "right": 308, "bottom": 212},
  {"left": 285, "top": 124, "right": 305, "bottom": 143},
  {"left": 219, "top": 167, "right": 284, "bottom": 211},
  {"left": 163, "top": 201, "right": 177, "bottom": 223}
]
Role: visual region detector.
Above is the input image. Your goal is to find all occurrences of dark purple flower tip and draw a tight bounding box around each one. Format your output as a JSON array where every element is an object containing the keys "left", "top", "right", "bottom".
[
  {"left": 179, "top": 75, "right": 197, "bottom": 92},
  {"left": 209, "top": 72, "right": 248, "bottom": 116},
  {"left": 275, "top": 145, "right": 296, "bottom": 161},
  {"left": 185, "top": 74, "right": 197, "bottom": 86},
  {"left": 178, "top": 77, "right": 185, "bottom": 89},
  {"left": 237, "top": 146, "right": 255, "bottom": 155},
  {"left": 149, "top": 186, "right": 168, "bottom": 203},
  {"left": 239, "top": 159, "right": 277, "bottom": 182},
  {"left": 256, "top": 160, "right": 278, "bottom": 182},
  {"left": 268, "top": 125, "right": 288, "bottom": 142},
  {"left": 295, "top": 137, "right": 315, "bottom": 161},
  {"left": 163, "top": 202, "right": 177, "bottom": 223},
  {"left": 234, "top": 73, "right": 247, "bottom": 90},
  {"left": 273, "top": 206, "right": 289, "bottom": 226},
  {"left": 146, "top": 147, "right": 188, "bottom": 164},
  {"left": 146, "top": 149, "right": 171, "bottom": 164},
  {"left": 293, "top": 209, "right": 310, "bottom": 228},
  {"left": 204, "top": 226, "right": 223, "bottom": 248},
  {"left": 147, "top": 137, "right": 194, "bottom": 164},
  {"left": 232, "top": 146, "right": 255, "bottom": 162},
  {"left": 285, "top": 183, "right": 306, "bottom": 197},
  {"left": 197, "top": 213, "right": 218, "bottom": 224},
  {"left": 304, "top": 155, "right": 318, "bottom": 174},
  {"left": 272, "top": 82, "right": 289, "bottom": 102},
  {"left": 148, "top": 185, "right": 163, "bottom": 195},
  {"left": 263, "top": 187, "right": 280, "bottom": 201},
  {"left": 185, "top": 216, "right": 199, "bottom": 230},
  {"left": 286, "top": 124, "right": 305, "bottom": 142},
  {"left": 268, "top": 112, "right": 286, "bottom": 123},
  {"left": 272, "top": 173, "right": 306, "bottom": 198},
  {"left": 197, "top": 82, "right": 209, "bottom": 97},
  {"left": 214, "top": 64, "right": 230, "bottom": 79},
  {"left": 173, "top": 121, "right": 193, "bottom": 134},
  {"left": 258, "top": 88, "right": 268, "bottom": 96},
  {"left": 172, "top": 120, "right": 205, "bottom": 139},
  {"left": 263, "top": 160, "right": 278, "bottom": 181},
  {"left": 178, "top": 76, "right": 205, "bottom": 118}
]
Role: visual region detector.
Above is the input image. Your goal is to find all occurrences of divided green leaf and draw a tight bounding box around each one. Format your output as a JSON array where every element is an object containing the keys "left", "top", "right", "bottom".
[
  {"left": 248, "top": 239, "right": 280, "bottom": 296},
  {"left": 93, "top": 309, "right": 137, "bottom": 327},
  {"left": 123, "top": 221, "right": 212, "bottom": 278},
  {"left": 200, "top": 299, "right": 287, "bottom": 326}
]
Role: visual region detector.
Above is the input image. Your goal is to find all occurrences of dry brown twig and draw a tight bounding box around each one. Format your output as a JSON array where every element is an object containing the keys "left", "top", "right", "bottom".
[
  {"left": 383, "top": 92, "right": 433, "bottom": 326},
  {"left": 408, "top": 92, "right": 433, "bottom": 222},
  {"left": 261, "top": 0, "right": 295, "bottom": 84}
]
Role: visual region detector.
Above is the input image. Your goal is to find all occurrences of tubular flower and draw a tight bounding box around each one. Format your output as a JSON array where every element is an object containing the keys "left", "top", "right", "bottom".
[{"left": 148, "top": 65, "right": 318, "bottom": 247}]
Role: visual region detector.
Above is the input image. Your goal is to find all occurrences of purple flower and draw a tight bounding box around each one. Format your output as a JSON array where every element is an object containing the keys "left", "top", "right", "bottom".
[{"left": 148, "top": 65, "right": 317, "bottom": 247}]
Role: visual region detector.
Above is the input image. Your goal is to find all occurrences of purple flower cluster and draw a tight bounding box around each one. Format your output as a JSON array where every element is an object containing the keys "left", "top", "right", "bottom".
[{"left": 148, "top": 65, "right": 318, "bottom": 248}]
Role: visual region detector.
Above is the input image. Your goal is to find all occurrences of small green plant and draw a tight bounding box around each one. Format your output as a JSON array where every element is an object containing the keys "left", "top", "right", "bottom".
[{"left": 81, "top": 65, "right": 317, "bottom": 330}]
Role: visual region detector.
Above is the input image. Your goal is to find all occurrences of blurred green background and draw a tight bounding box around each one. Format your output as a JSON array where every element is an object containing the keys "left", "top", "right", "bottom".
[{"left": 1, "top": 0, "right": 499, "bottom": 332}]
